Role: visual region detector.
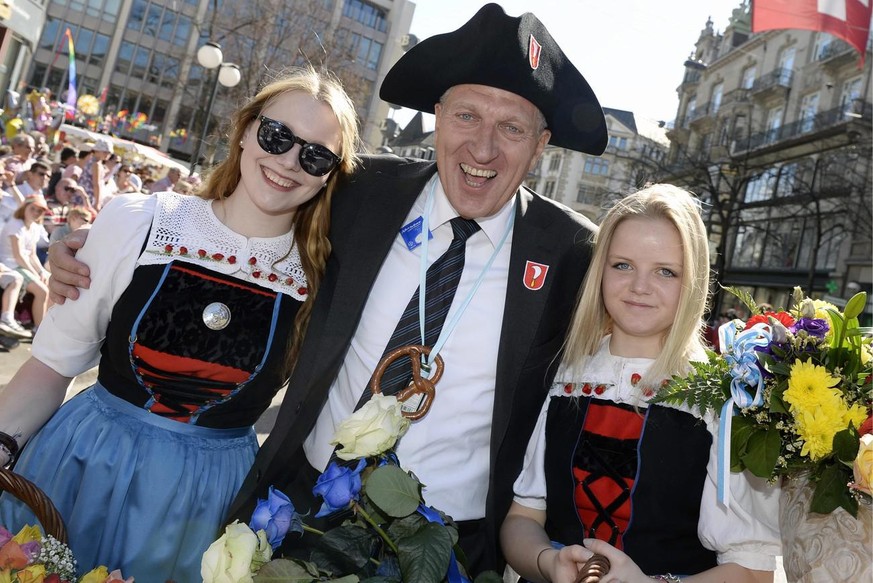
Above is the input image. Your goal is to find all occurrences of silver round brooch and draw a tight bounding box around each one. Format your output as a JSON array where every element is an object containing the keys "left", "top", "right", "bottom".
[{"left": 202, "top": 302, "right": 231, "bottom": 330}]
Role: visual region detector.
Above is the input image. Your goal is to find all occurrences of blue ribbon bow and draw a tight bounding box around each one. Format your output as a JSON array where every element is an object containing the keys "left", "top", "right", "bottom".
[{"left": 716, "top": 321, "right": 771, "bottom": 507}]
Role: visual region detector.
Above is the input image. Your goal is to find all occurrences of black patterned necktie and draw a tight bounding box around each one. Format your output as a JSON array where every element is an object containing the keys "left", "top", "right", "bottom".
[{"left": 357, "top": 216, "right": 481, "bottom": 405}]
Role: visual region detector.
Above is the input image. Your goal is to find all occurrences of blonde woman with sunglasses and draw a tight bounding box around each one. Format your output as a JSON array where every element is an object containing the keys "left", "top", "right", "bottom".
[{"left": 0, "top": 67, "right": 360, "bottom": 583}]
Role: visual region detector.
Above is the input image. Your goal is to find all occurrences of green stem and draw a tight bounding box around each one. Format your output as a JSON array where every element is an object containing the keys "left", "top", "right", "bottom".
[
  {"left": 303, "top": 524, "right": 325, "bottom": 536},
  {"left": 354, "top": 503, "right": 399, "bottom": 555}
]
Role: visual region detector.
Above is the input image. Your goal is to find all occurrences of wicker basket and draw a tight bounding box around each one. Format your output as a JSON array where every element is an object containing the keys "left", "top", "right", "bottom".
[{"left": 0, "top": 466, "right": 67, "bottom": 544}]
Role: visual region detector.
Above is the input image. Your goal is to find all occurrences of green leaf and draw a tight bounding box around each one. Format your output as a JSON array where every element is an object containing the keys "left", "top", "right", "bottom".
[
  {"left": 722, "top": 285, "right": 761, "bottom": 316},
  {"left": 810, "top": 464, "right": 858, "bottom": 517},
  {"left": 254, "top": 558, "right": 319, "bottom": 582},
  {"left": 833, "top": 426, "right": 861, "bottom": 464},
  {"left": 740, "top": 424, "right": 780, "bottom": 478},
  {"left": 366, "top": 465, "right": 422, "bottom": 518},
  {"left": 729, "top": 416, "right": 756, "bottom": 472},
  {"left": 359, "top": 578, "right": 399, "bottom": 583},
  {"left": 397, "top": 523, "right": 453, "bottom": 583},
  {"left": 312, "top": 524, "right": 379, "bottom": 575},
  {"left": 386, "top": 513, "right": 429, "bottom": 542},
  {"left": 844, "top": 292, "right": 867, "bottom": 320},
  {"left": 326, "top": 577, "right": 361, "bottom": 583}
]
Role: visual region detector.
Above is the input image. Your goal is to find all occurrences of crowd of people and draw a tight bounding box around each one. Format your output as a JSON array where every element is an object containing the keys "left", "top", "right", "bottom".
[
  {"left": 0, "top": 126, "right": 200, "bottom": 351},
  {"left": 0, "top": 4, "right": 791, "bottom": 583}
]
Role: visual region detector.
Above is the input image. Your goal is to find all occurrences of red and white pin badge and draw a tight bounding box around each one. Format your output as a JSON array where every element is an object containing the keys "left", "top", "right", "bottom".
[
  {"left": 523, "top": 260, "right": 549, "bottom": 290},
  {"left": 528, "top": 34, "right": 542, "bottom": 70}
]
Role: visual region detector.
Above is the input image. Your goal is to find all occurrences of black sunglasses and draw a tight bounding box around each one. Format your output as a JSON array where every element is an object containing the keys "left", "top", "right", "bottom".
[{"left": 256, "top": 115, "right": 341, "bottom": 177}]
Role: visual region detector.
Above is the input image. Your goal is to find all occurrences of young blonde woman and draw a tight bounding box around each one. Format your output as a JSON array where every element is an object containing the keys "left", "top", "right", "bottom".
[
  {"left": 0, "top": 67, "right": 360, "bottom": 583},
  {"left": 501, "top": 185, "right": 781, "bottom": 583}
]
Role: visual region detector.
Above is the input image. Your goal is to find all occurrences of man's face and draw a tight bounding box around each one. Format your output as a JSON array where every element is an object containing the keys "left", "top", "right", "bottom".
[
  {"left": 28, "top": 166, "right": 49, "bottom": 190},
  {"left": 55, "top": 178, "right": 76, "bottom": 203},
  {"left": 433, "top": 84, "right": 550, "bottom": 219},
  {"left": 168, "top": 169, "right": 181, "bottom": 184},
  {"left": 13, "top": 138, "right": 34, "bottom": 158}
]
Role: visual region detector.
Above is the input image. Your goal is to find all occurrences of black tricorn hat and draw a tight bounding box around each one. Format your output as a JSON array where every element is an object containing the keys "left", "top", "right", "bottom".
[{"left": 380, "top": 3, "right": 607, "bottom": 154}]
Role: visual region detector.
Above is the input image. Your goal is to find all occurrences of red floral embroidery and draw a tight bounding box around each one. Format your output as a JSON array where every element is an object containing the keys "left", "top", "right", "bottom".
[
  {"left": 268, "top": 273, "right": 278, "bottom": 282},
  {"left": 630, "top": 373, "right": 642, "bottom": 386},
  {"left": 252, "top": 271, "right": 261, "bottom": 279},
  {"left": 564, "top": 383, "right": 574, "bottom": 394},
  {"left": 212, "top": 253, "right": 224, "bottom": 261},
  {"left": 179, "top": 246, "right": 188, "bottom": 255},
  {"left": 248, "top": 257, "right": 257, "bottom": 266},
  {"left": 198, "top": 249, "right": 207, "bottom": 258},
  {"left": 642, "top": 387, "right": 655, "bottom": 398},
  {"left": 297, "top": 287, "right": 308, "bottom": 296},
  {"left": 581, "top": 383, "right": 592, "bottom": 395},
  {"left": 164, "top": 244, "right": 173, "bottom": 253},
  {"left": 228, "top": 256, "right": 236, "bottom": 264},
  {"left": 594, "top": 384, "right": 605, "bottom": 395}
]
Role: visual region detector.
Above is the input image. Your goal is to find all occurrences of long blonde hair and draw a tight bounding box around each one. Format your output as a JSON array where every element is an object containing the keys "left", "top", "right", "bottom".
[
  {"left": 199, "top": 67, "right": 361, "bottom": 374},
  {"left": 562, "top": 184, "right": 710, "bottom": 388}
]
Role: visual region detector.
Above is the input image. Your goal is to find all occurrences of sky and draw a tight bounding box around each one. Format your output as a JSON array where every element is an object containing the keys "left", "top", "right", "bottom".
[{"left": 391, "top": 0, "right": 745, "bottom": 128}]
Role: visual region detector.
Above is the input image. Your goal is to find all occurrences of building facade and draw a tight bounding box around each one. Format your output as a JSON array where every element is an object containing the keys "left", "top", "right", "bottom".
[
  {"left": 524, "top": 108, "right": 669, "bottom": 221},
  {"left": 665, "top": 2, "right": 872, "bottom": 318},
  {"left": 2, "top": 0, "right": 413, "bottom": 160}
]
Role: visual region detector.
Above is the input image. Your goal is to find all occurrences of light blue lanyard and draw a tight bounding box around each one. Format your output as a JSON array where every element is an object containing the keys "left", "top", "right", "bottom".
[{"left": 417, "top": 179, "right": 515, "bottom": 373}]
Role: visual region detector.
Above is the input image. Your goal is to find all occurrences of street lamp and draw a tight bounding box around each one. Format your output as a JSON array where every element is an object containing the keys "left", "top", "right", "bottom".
[{"left": 189, "top": 42, "right": 241, "bottom": 174}]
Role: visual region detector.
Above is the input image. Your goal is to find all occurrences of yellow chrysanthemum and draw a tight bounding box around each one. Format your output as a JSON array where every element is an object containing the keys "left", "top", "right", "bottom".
[
  {"left": 784, "top": 360, "right": 842, "bottom": 412},
  {"left": 845, "top": 403, "right": 869, "bottom": 430},
  {"left": 794, "top": 406, "right": 846, "bottom": 460}
]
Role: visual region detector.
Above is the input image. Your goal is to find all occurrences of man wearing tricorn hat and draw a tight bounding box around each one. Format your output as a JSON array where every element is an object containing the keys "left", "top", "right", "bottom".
[{"left": 48, "top": 3, "right": 608, "bottom": 573}]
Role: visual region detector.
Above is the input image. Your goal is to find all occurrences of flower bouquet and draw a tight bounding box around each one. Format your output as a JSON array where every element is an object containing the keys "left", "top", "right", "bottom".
[
  {"left": 0, "top": 524, "right": 133, "bottom": 583},
  {"left": 202, "top": 394, "right": 501, "bottom": 583},
  {"left": 655, "top": 287, "right": 871, "bottom": 516}
]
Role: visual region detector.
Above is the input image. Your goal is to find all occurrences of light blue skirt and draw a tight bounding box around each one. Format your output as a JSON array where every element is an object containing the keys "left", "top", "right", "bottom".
[{"left": 0, "top": 383, "right": 258, "bottom": 583}]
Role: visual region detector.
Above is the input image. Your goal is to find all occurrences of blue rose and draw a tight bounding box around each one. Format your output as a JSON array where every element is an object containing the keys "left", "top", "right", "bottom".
[
  {"left": 313, "top": 459, "right": 367, "bottom": 518},
  {"left": 249, "top": 486, "right": 302, "bottom": 550},
  {"left": 791, "top": 317, "right": 829, "bottom": 338}
]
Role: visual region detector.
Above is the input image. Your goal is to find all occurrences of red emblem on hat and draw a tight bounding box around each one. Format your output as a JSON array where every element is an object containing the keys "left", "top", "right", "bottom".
[
  {"left": 528, "top": 34, "right": 542, "bottom": 70},
  {"left": 523, "top": 260, "right": 549, "bottom": 290}
]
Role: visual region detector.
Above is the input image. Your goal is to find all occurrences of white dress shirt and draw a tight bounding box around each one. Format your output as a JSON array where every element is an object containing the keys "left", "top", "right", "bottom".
[{"left": 305, "top": 175, "right": 516, "bottom": 520}]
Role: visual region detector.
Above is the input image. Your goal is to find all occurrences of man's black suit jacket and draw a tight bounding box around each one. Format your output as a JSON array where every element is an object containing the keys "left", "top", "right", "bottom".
[{"left": 227, "top": 155, "right": 594, "bottom": 571}]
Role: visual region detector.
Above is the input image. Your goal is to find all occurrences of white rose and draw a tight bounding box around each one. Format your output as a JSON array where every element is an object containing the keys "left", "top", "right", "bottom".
[
  {"left": 201, "top": 520, "right": 258, "bottom": 583},
  {"left": 852, "top": 433, "right": 873, "bottom": 496},
  {"left": 332, "top": 393, "right": 410, "bottom": 460}
]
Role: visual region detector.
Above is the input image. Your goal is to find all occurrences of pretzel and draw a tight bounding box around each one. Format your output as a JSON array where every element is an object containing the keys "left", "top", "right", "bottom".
[
  {"left": 370, "top": 345, "right": 444, "bottom": 420},
  {"left": 574, "top": 553, "right": 611, "bottom": 583}
]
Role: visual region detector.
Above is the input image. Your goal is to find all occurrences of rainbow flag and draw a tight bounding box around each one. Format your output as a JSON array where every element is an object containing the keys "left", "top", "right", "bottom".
[{"left": 64, "top": 28, "right": 77, "bottom": 118}]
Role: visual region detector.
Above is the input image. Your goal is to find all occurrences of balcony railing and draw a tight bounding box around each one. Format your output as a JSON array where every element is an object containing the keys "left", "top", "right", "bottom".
[
  {"left": 751, "top": 68, "right": 793, "bottom": 94},
  {"left": 817, "top": 40, "right": 854, "bottom": 61},
  {"left": 736, "top": 101, "right": 872, "bottom": 151}
]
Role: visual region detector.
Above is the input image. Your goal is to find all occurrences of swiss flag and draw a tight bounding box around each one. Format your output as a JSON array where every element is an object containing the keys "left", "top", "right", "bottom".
[{"left": 752, "top": 0, "right": 872, "bottom": 58}]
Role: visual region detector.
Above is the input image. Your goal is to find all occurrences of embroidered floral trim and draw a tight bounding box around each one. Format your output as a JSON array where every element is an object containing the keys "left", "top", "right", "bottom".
[
  {"left": 137, "top": 192, "right": 309, "bottom": 300},
  {"left": 158, "top": 244, "right": 309, "bottom": 296}
]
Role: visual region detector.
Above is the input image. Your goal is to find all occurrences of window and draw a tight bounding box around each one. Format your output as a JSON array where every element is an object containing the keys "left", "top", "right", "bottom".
[
  {"left": 90, "top": 33, "right": 110, "bottom": 66},
  {"left": 776, "top": 163, "right": 798, "bottom": 197},
  {"left": 128, "top": 0, "right": 147, "bottom": 31},
  {"left": 158, "top": 9, "right": 176, "bottom": 42},
  {"left": 576, "top": 184, "right": 600, "bottom": 205},
  {"left": 684, "top": 96, "right": 697, "bottom": 128},
  {"left": 711, "top": 82, "right": 723, "bottom": 115},
  {"left": 741, "top": 66, "right": 756, "bottom": 89},
  {"left": 115, "top": 41, "right": 134, "bottom": 75},
  {"left": 584, "top": 157, "right": 609, "bottom": 176},
  {"left": 765, "top": 106, "right": 783, "bottom": 144},
  {"left": 841, "top": 77, "right": 863, "bottom": 118},
  {"left": 730, "top": 224, "right": 766, "bottom": 267},
  {"left": 130, "top": 46, "right": 151, "bottom": 80},
  {"left": 174, "top": 16, "right": 192, "bottom": 47},
  {"left": 799, "top": 93, "right": 819, "bottom": 133},
  {"left": 778, "top": 46, "right": 796, "bottom": 71},
  {"left": 39, "top": 18, "right": 61, "bottom": 51},
  {"left": 549, "top": 155, "right": 561, "bottom": 171},
  {"left": 143, "top": 3, "right": 162, "bottom": 37},
  {"left": 366, "top": 41, "right": 382, "bottom": 70},
  {"left": 813, "top": 33, "right": 833, "bottom": 59},
  {"left": 543, "top": 181, "right": 556, "bottom": 198},
  {"left": 343, "top": 0, "right": 388, "bottom": 32},
  {"left": 607, "top": 136, "right": 628, "bottom": 150},
  {"left": 745, "top": 168, "right": 778, "bottom": 202}
]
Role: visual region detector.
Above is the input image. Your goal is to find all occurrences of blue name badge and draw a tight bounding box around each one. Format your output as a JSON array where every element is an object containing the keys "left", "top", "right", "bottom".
[{"left": 400, "top": 216, "right": 433, "bottom": 251}]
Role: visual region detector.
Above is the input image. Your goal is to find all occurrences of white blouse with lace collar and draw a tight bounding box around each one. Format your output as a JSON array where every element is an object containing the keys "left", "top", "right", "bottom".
[{"left": 136, "top": 192, "right": 308, "bottom": 301}]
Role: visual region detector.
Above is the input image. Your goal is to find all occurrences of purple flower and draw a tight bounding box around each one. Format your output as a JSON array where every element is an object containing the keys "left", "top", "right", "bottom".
[
  {"left": 0, "top": 526, "right": 11, "bottom": 547},
  {"left": 313, "top": 459, "right": 366, "bottom": 518},
  {"left": 791, "top": 317, "right": 829, "bottom": 338},
  {"left": 249, "top": 486, "right": 302, "bottom": 550},
  {"left": 20, "top": 540, "right": 41, "bottom": 562}
]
